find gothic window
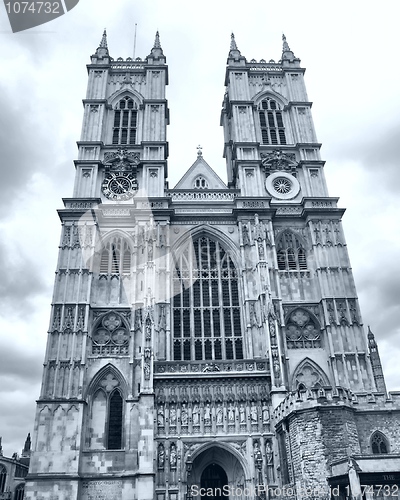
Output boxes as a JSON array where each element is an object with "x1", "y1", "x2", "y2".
[
  {"x1": 112, "y1": 96, "x2": 138, "y2": 145},
  {"x1": 258, "y1": 98, "x2": 286, "y2": 145},
  {"x1": 14, "y1": 484, "x2": 24, "y2": 500},
  {"x1": 292, "y1": 358, "x2": 329, "y2": 391},
  {"x1": 193, "y1": 176, "x2": 209, "y2": 189},
  {"x1": 371, "y1": 431, "x2": 389, "y2": 454},
  {"x1": 99, "y1": 238, "x2": 131, "y2": 276},
  {"x1": 107, "y1": 390, "x2": 123, "y2": 449},
  {"x1": 276, "y1": 231, "x2": 307, "y2": 271},
  {"x1": 88, "y1": 368, "x2": 126, "y2": 451},
  {"x1": 0, "y1": 465, "x2": 6, "y2": 493},
  {"x1": 92, "y1": 311, "x2": 129, "y2": 355},
  {"x1": 172, "y1": 236, "x2": 243, "y2": 361},
  {"x1": 286, "y1": 310, "x2": 321, "y2": 349}
]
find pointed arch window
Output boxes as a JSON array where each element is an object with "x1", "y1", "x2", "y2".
[
  {"x1": 371, "y1": 431, "x2": 389, "y2": 454},
  {"x1": 258, "y1": 98, "x2": 286, "y2": 145},
  {"x1": 172, "y1": 236, "x2": 243, "y2": 361},
  {"x1": 99, "y1": 238, "x2": 132, "y2": 276},
  {"x1": 276, "y1": 231, "x2": 307, "y2": 271},
  {"x1": 0, "y1": 465, "x2": 6, "y2": 493},
  {"x1": 112, "y1": 97, "x2": 138, "y2": 145},
  {"x1": 107, "y1": 390, "x2": 123, "y2": 449},
  {"x1": 14, "y1": 484, "x2": 24, "y2": 500},
  {"x1": 88, "y1": 369, "x2": 125, "y2": 451}
]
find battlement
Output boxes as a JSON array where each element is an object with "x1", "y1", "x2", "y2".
[{"x1": 273, "y1": 387, "x2": 400, "y2": 423}]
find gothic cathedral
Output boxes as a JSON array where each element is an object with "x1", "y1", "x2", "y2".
[{"x1": 25, "y1": 32, "x2": 400, "y2": 500}]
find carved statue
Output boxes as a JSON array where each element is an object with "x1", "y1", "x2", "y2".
[
  {"x1": 216, "y1": 404, "x2": 223, "y2": 425},
  {"x1": 251, "y1": 403, "x2": 258, "y2": 423},
  {"x1": 266, "y1": 440, "x2": 273, "y2": 465},
  {"x1": 204, "y1": 403, "x2": 211, "y2": 423},
  {"x1": 145, "y1": 317, "x2": 152, "y2": 340},
  {"x1": 239, "y1": 404, "x2": 246, "y2": 424},
  {"x1": 254, "y1": 440, "x2": 262, "y2": 462},
  {"x1": 192, "y1": 404, "x2": 200, "y2": 426},
  {"x1": 169, "y1": 406, "x2": 177, "y2": 426},
  {"x1": 158, "y1": 443, "x2": 165, "y2": 469},
  {"x1": 242, "y1": 224, "x2": 251, "y2": 246},
  {"x1": 262, "y1": 402, "x2": 269, "y2": 424},
  {"x1": 169, "y1": 443, "x2": 177, "y2": 468},
  {"x1": 228, "y1": 404, "x2": 235, "y2": 423},
  {"x1": 181, "y1": 403, "x2": 188, "y2": 426},
  {"x1": 157, "y1": 406, "x2": 165, "y2": 427},
  {"x1": 144, "y1": 362, "x2": 150, "y2": 380}
]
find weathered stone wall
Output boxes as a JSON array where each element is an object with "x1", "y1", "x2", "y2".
[
  {"x1": 355, "y1": 410, "x2": 400, "y2": 454},
  {"x1": 319, "y1": 406, "x2": 361, "y2": 462},
  {"x1": 286, "y1": 409, "x2": 330, "y2": 499}
]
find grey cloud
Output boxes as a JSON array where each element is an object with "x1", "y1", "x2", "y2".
[{"x1": 0, "y1": 240, "x2": 49, "y2": 314}]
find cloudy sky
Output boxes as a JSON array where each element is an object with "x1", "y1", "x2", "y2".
[{"x1": 0, "y1": 0, "x2": 399, "y2": 457}]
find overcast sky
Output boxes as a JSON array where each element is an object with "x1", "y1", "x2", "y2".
[{"x1": 0, "y1": 0, "x2": 399, "y2": 457}]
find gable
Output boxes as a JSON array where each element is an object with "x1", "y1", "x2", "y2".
[{"x1": 173, "y1": 157, "x2": 227, "y2": 190}]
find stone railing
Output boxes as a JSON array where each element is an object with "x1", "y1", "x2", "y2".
[
  {"x1": 167, "y1": 190, "x2": 237, "y2": 202},
  {"x1": 278, "y1": 270, "x2": 311, "y2": 279},
  {"x1": 154, "y1": 359, "x2": 270, "y2": 376},
  {"x1": 249, "y1": 64, "x2": 282, "y2": 72},
  {"x1": 110, "y1": 57, "x2": 146, "y2": 69},
  {"x1": 63, "y1": 198, "x2": 101, "y2": 210}
]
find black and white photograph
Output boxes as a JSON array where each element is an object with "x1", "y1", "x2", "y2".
[{"x1": 0, "y1": 1, "x2": 399, "y2": 499}]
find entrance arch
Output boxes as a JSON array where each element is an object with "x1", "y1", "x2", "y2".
[
  {"x1": 200, "y1": 464, "x2": 228, "y2": 499},
  {"x1": 188, "y1": 445, "x2": 248, "y2": 500}
]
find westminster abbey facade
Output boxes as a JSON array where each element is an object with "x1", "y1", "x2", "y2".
[{"x1": 25, "y1": 32, "x2": 400, "y2": 500}]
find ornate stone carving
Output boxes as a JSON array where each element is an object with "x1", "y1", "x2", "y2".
[
  {"x1": 103, "y1": 149, "x2": 140, "y2": 171},
  {"x1": 158, "y1": 443, "x2": 165, "y2": 469},
  {"x1": 261, "y1": 150, "x2": 298, "y2": 176},
  {"x1": 92, "y1": 311, "x2": 129, "y2": 355}
]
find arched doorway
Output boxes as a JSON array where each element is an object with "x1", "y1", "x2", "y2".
[
  {"x1": 200, "y1": 463, "x2": 228, "y2": 499},
  {"x1": 188, "y1": 445, "x2": 248, "y2": 500}
]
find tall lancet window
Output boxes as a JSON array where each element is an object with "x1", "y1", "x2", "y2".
[
  {"x1": 0, "y1": 465, "x2": 6, "y2": 493},
  {"x1": 276, "y1": 231, "x2": 307, "y2": 271},
  {"x1": 87, "y1": 367, "x2": 126, "y2": 451},
  {"x1": 112, "y1": 96, "x2": 138, "y2": 145},
  {"x1": 99, "y1": 238, "x2": 132, "y2": 276},
  {"x1": 258, "y1": 98, "x2": 286, "y2": 145},
  {"x1": 172, "y1": 236, "x2": 243, "y2": 361}
]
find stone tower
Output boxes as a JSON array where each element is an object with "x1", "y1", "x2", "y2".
[{"x1": 26, "y1": 32, "x2": 398, "y2": 500}]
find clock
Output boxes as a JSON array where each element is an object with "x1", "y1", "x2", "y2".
[{"x1": 102, "y1": 172, "x2": 138, "y2": 201}]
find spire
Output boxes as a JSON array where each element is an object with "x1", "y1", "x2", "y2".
[
  {"x1": 99, "y1": 28, "x2": 108, "y2": 49},
  {"x1": 154, "y1": 30, "x2": 161, "y2": 49},
  {"x1": 281, "y1": 33, "x2": 296, "y2": 62},
  {"x1": 0, "y1": 437, "x2": 2, "y2": 456},
  {"x1": 367, "y1": 325, "x2": 375, "y2": 341},
  {"x1": 23, "y1": 433, "x2": 31, "y2": 454},
  {"x1": 367, "y1": 326, "x2": 387, "y2": 394},
  {"x1": 94, "y1": 28, "x2": 109, "y2": 58},
  {"x1": 230, "y1": 33, "x2": 238, "y2": 51},
  {"x1": 228, "y1": 32, "x2": 242, "y2": 58},
  {"x1": 197, "y1": 145, "x2": 203, "y2": 157},
  {"x1": 282, "y1": 33, "x2": 291, "y2": 52},
  {"x1": 147, "y1": 30, "x2": 164, "y2": 61}
]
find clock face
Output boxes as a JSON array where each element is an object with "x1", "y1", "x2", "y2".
[{"x1": 102, "y1": 172, "x2": 138, "y2": 200}]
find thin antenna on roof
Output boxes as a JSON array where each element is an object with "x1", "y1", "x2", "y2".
[{"x1": 133, "y1": 23, "x2": 137, "y2": 59}]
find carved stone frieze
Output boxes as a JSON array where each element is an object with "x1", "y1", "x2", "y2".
[
  {"x1": 261, "y1": 150, "x2": 298, "y2": 176},
  {"x1": 103, "y1": 148, "x2": 140, "y2": 172}
]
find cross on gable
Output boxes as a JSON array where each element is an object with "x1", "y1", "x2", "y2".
[{"x1": 100, "y1": 373, "x2": 119, "y2": 392}]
